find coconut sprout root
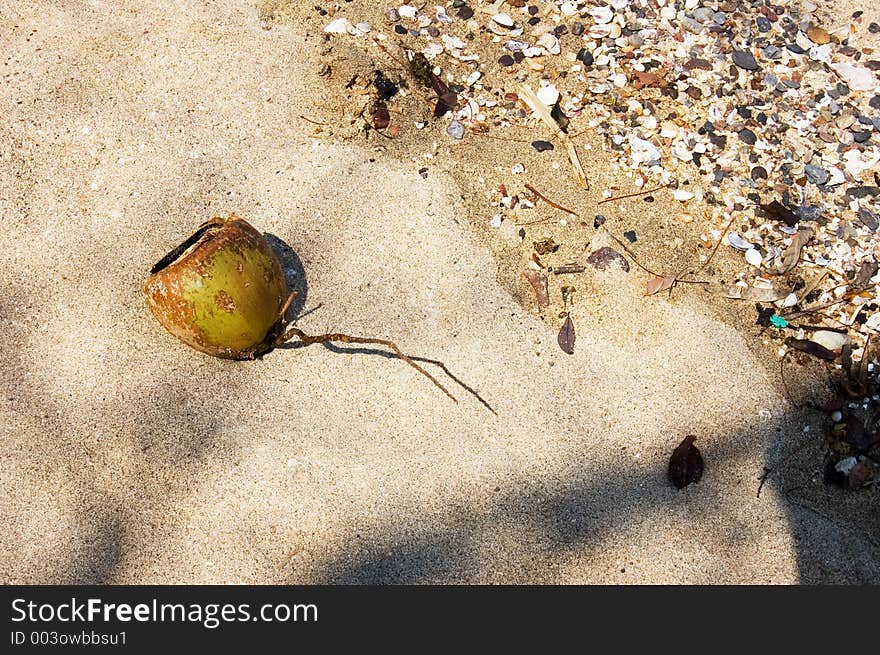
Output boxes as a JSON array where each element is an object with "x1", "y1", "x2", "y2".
[
  {"x1": 281, "y1": 326, "x2": 458, "y2": 403},
  {"x1": 271, "y1": 291, "x2": 460, "y2": 403}
]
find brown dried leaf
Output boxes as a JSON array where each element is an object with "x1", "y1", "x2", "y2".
[
  {"x1": 760, "y1": 200, "x2": 799, "y2": 227},
  {"x1": 631, "y1": 70, "x2": 669, "y2": 89},
  {"x1": 785, "y1": 337, "x2": 837, "y2": 361},
  {"x1": 523, "y1": 269, "x2": 549, "y2": 308},
  {"x1": 370, "y1": 101, "x2": 390, "y2": 129},
  {"x1": 558, "y1": 315, "x2": 575, "y2": 355},
  {"x1": 646, "y1": 275, "x2": 676, "y2": 295},
  {"x1": 775, "y1": 228, "x2": 813, "y2": 274},
  {"x1": 848, "y1": 461, "x2": 870, "y2": 490},
  {"x1": 668, "y1": 436, "x2": 704, "y2": 490}
]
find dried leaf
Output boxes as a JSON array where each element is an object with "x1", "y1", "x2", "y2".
[
  {"x1": 370, "y1": 101, "x2": 390, "y2": 129},
  {"x1": 848, "y1": 461, "x2": 871, "y2": 490},
  {"x1": 785, "y1": 337, "x2": 837, "y2": 361},
  {"x1": 434, "y1": 91, "x2": 458, "y2": 117},
  {"x1": 846, "y1": 419, "x2": 873, "y2": 453},
  {"x1": 557, "y1": 315, "x2": 575, "y2": 354},
  {"x1": 775, "y1": 228, "x2": 813, "y2": 274},
  {"x1": 759, "y1": 200, "x2": 799, "y2": 227},
  {"x1": 631, "y1": 70, "x2": 669, "y2": 89},
  {"x1": 534, "y1": 237, "x2": 559, "y2": 255},
  {"x1": 646, "y1": 275, "x2": 676, "y2": 296},
  {"x1": 854, "y1": 259, "x2": 879, "y2": 288},
  {"x1": 522, "y1": 269, "x2": 549, "y2": 308},
  {"x1": 668, "y1": 435, "x2": 704, "y2": 490}
]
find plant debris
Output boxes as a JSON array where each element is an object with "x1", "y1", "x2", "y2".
[
  {"x1": 668, "y1": 435, "x2": 704, "y2": 490},
  {"x1": 557, "y1": 315, "x2": 576, "y2": 355}
]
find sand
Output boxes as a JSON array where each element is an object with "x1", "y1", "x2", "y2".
[{"x1": 1, "y1": 0, "x2": 878, "y2": 584}]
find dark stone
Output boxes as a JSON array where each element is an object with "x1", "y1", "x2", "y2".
[
  {"x1": 870, "y1": 22, "x2": 880, "y2": 34},
  {"x1": 858, "y1": 207, "x2": 879, "y2": 231},
  {"x1": 593, "y1": 214, "x2": 606, "y2": 228},
  {"x1": 751, "y1": 166, "x2": 768, "y2": 180},
  {"x1": 498, "y1": 54, "x2": 515, "y2": 67},
  {"x1": 738, "y1": 128, "x2": 757, "y2": 145},
  {"x1": 709, "y1": 133, "x2": 727, "y2": 149},
  {"x1": 786, "y1": 43, "x2": 806, "y2": 55},
  {"x1": 456, "y1": 6, "x2": 474, "y2": 20},
  {"x1": 732, "y1": 49, "x2": 759, "y2": 70},
  {"x1": 795, "y1": 205, "x2": 824, "y2": 222},
  {"x1": 531, "y1": 140, "x2": 554, "y2": 152},
  {"x1": 394, "y1": 24, "x2": 407, "y2": 34},
  {"x1": 576, "y1": 48, "x2": 594, "y2": 66},
  {"x1": 846, "y1": 186, "x2": 880, "y2": 199},
  {"x1": 624, "y1": 230, "x2": 637, "y2": 243},
  {"x1": 572, "y1": 22, "x2": 585, "y2": 35},
  {"x1": 737, "y1": 105, "x2": 752, "y2": 118},
  {"x1": 852, "y1": 130, "x2": 871, "y2": 143},
  {"x1": 869, "y1": 95, "x2": 880, "y2": 110},
  {"x1": 427, "y1": 26, "x2": 440, "y2": 37},
  {"x1": 756, "y1": 16, "x2": 771, "y2": 32},
  {"x1": 804, "y1": 165, "x2": 829, "y2": 185}
]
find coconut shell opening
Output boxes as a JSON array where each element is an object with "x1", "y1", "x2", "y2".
[{"x1": 149, "y1": 218, "x2": 224, "y2": 275}]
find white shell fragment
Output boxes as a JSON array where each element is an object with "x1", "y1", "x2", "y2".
[
  {"x1": 324, "y1": 17, "x2": 351, "y2": 34},
  {"x1": 744, "y1": 248, "x2": 763, "y2": 267},
  {"x1": 536, "y1": 84, "x2": 560, "y2": 107},
  {"x1": 590, "y1": 6, "x2": 614, "y2": 24},
  {"x1": 727, "y1": 233, "x2": 753, "y2": 251},
  {"x1": 829, "y1": 63, "x2": 879, "y2": 92},
  {"x1": 810, "y1": 330, "x2": 847, "y2": 352},
  {"x1": 492, "y1": 13, "x2": 514, "y2": 28},
  {"x1": 628, "y1": 135, "x2": 661, "y2": 166}
]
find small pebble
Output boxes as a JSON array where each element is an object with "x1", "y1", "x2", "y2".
[
  {"x1": 804, "y1": 164, "x2": 829, "y2": 185},
  {"x1": 738, "y1": 128, "x2": 757, "y2": 145},
  {"x1": 446, "y1": 121, "x2": 464, "y2": 139},
  {"x1": 732, "y1": 49, "x2": 759, "y2": 71},
  {"x1": 499, "y1": 54, "x2": 515, "y2": 67},
  {"x1": 624, "y1": 230, "x2": 637, "y2": 243},
  {"x1": 576, "y1": 48, "x2": 594, "y2": 67},
  {"x1": 531, "y1": 140, "x2": 554, "y2": 152}
]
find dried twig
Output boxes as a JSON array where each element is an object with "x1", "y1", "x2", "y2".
[
  {"x1": 598, "y1": 183, "x2": 670, "y2": 205},
  {"x1": 691, "y1": 210, "x2": 736, "y2": 278},
  {"x1": 517, "y1": 84, "x2": 588, "y2": 189},
  {"x1": 299, "y1": 114, "x2": 330, "y2": 126},
  {"x1": 524, "y1": 183, "x2": 579, "y2": 217}
]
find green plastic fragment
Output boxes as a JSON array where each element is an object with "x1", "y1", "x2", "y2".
[{"x1": 770, "y1": 314, "x2": 788, "y2": 329}]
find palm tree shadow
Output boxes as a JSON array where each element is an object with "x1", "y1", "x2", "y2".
[{"x1": 296, "y1": 402, "x2": 880, "y2": 584}]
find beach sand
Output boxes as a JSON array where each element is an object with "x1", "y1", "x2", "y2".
[{"x1": 1, "y1": 0, "x2": 878, "y2": 583}]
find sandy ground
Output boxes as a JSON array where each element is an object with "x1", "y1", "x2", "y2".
[{"x1": 1, "y1": 0, "x2": 878, "y2": 583}]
